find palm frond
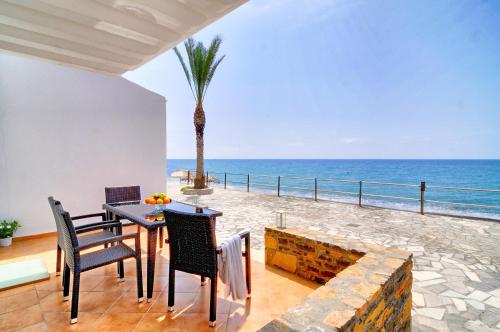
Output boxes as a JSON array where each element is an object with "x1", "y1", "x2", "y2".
[
  {"x1": 203, "y1": 55, "x2": 225, "y2": 102},
  {"x1": 173, "y1": 46, "x2": 195, "y2": 99},
  {"x1": 174, "y1": 35, "x2": 224, "y2": 105},
  {"x1": 193, "y1": 43, "x2": 206, "y2": 103},
  {"x1": 206, "y1": 35, "x2": 222, "y2": 71}
]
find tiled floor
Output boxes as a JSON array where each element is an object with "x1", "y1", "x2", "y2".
[{"x1": 0, "y1": 232, "x2": 318, "y2": 331}]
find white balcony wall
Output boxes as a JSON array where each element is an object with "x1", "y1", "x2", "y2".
[{"x1": 0, "y1": 53, "x2": 166, "y2": 237}]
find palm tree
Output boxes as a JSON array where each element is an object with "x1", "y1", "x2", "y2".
[{"x1": 174, "y1": 36, "x2": 225, "y2": 189}]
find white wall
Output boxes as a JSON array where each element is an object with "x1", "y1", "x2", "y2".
[{"x1": 0, "y1": 53, "x2": 166, "y2": 237}]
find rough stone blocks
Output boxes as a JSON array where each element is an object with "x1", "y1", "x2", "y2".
[{"x1": 260, "y1": 226, "x2": 413, "y2": 332}]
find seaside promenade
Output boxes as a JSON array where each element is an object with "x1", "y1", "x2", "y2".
[{"x1": 167, "y1": 178, "x2": 500, "y2": 331}]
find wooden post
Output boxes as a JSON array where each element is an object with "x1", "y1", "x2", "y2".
[
  {"x1": 247, "y1": 174, "x2": 250, "y2": 192},
  {"x1": 314, "y1": 178, "x2": 318, "y2": 201},
  {"x1": 420, "y1": 181, "x2": 426, "y2": 215},
  {"x1": 359, "y1": 181, "x2": 363, "y2": 207},
  {"x1": 187, "y1": 170, "x2": 190, "y2": 184},
  {"x1": 277, "y1": 176, "x2": 281, "y2": 197},
  {"x1": 224, "y1": 172, "x2": 227, "y2": 189},
  {"x1": 206, "y1": 171, "x2": 209, "y2": 187}
]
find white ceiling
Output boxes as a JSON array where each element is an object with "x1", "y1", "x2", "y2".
[{"x1": 0, "y1": 0, "x2": 247, "y2": 75}]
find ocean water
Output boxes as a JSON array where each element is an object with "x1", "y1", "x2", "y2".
[{"x1": 167, "y1": 159, "x2": 500, "y2": 220}]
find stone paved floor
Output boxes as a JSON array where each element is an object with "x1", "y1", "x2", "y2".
[{"x1": 168, "y1": 179, "x2": 500, "y2": 332}]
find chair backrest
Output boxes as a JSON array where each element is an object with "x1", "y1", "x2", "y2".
[
  {"x1": 105, "y1": 186, "x2": 141, "y2": 205},
  {"x1": 48, "y1": 196, "x2": 65, "y2": 247},
  {"x1": 163, "y1": 210, "x2": 218, "y2": 277},
  {"x1": 48, "y1": 197, "x2": 79, "y2": 270}
]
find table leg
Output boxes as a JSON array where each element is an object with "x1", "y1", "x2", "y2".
[
  {"x1": 146, "y1": 228, "x2": 158, "y2": 302},
  {"x1": 159, "y1": 227, "x2": 164, "y2": 249}
]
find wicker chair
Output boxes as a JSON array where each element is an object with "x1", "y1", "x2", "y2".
[
  {"x1": 105, "y1": 185, "x2": 166, "y2": 248},
  {"x1": 163, "y1": 210, "x2": 251, "y2": 327},
  {"x1": 48, "y1": 197, "x2": 122, "y2": 278},
  {"x1": 49, "y1": 196, "x2": 143, "y2": 324},
  {"x1": 104, "y1": 185, "x2": 142, "y2": 208}
]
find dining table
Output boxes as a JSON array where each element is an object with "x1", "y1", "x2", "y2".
[{"x1": 102, "y1": 201, "x2": 223, "y2": 302}]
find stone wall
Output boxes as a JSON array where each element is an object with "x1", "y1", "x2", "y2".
[
  {"x1": 265, "y1": 227, "x2": 364, "y2": 284},
  {"x1": 261, "y1": 226, "x2": 413, "y2": 332}
]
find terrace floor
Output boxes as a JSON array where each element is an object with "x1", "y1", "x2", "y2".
[
  {"x1": 168, "y1": 178, "x2": 500, "y2": 332},
  {"x1": 0, "y1": 232, "x2": 317, "y2": 331}
]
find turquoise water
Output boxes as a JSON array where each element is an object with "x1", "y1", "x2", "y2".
[{"x1": 167, "y1": 159, "x2": 500, "y2": 220}]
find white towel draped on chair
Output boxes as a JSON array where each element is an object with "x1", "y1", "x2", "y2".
[{"x1": 217, "y1": 234, "x2": 247, "y2": 300}]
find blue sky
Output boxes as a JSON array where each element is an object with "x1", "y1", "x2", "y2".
[{"x1": 124, "y1": 0, "x2": 500, "y2": 159}]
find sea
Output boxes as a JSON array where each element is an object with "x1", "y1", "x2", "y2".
[{"x1": 167, "y1": 159, "x2": 500, "y2": 220}]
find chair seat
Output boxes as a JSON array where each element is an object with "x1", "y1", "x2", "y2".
[
  {"x1": 78, "y1": 230, "x2": 116, "y2": 248},
  {"x1": 80, "y1": 243, "x2": 135, "y2": 272}
]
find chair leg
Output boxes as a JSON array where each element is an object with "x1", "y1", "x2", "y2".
[
  {"x1": 116, "y1": 223, "x2": 123, "y2": 278},
  {"x1": 56, "y1": 245, "x2": 62, "y2": 276},
  {"x1": 63, "y1": 264, "x2": 70, "y2": 300},
  {"x1": 167, "y1": 265, "x2": 175, "y2": 312},
  {"x1": 244, "y1": 234, "x2": 252, "y2": 296},
  {"x1": 135, "y1": 237, "x2": 144, "y2": 303},
  {"x1": 104, "y1": 228, "x2": 109, "y2": 249},
  {"x1": 70, "y1": 271, "x2": 80, "y2": 324},
  {"x1": 118, "y1": 260, "x2": 125, "y2": 281},
  {"x1": 209, "y1": 276, "x2": 217, "y2": 327}
]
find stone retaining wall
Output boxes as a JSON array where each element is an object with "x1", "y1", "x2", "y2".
[
  {"x1": 261, "y1": 226, "x2": 413, "y2": 332},
  {"x1": 265, "y1": 227, "x2": 364, "y2": 284}
]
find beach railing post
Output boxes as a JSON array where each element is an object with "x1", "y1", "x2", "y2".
[
  {"x1": 277, "y1": 176, "x2": 281, "y2": 197},
  {"x1": 420, "y1": 181, "x2": 426, "y2": 215},
  {"x1": 187, "y1": 170, "x2": 191, "y2": 184},
  {"x1": 247, "y1": 174, "x2": 250, "y2": 192},
  {"x1": 359, "y1": 181, "x2": 363, "y2": 207},
  {"x1": 224, "y1": 173, "x2": 227, "y2": 189},
  {"x1": 314, "y1": 178, "x2": 318, "y2": 201}
]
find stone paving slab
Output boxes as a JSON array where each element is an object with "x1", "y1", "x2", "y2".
[{"x1": 167, "y1": 179, "x2": 500, "y2": 331}]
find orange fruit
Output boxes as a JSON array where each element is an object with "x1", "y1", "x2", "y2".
[
  {"x1": 156, "y1": 199, "x2": 163, "y2": 204},
  {"x1": 150, "y1": 199, "x2": 156, "y2": 204}
]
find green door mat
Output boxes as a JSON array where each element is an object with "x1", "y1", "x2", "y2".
[{"x1": 0, "y1": 258, "x2": 50, "y2": 291}]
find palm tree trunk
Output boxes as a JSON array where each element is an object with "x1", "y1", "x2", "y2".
[{"x1": 194, "y1": 104, "x2": 206, "y2": 189}]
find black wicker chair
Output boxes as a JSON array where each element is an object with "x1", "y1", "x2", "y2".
[
  {"x1": 105, "y1": 185, "x2": 166, "y2": 248},
  {"x1": 104, "y1": 185, "x2": 142, "y2": 209},
  {"x1": 163, "y1": 210, "x2": 251, "y2": 327},
  {"x1": 49, "y1": 196, "x2": 143, "y2": 324},
  {"x1": 48, "y1": 197, "x2": 122, "y2": 278}
]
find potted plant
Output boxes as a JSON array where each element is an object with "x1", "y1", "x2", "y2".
[{"x1": 0, "y1": 219, "x2": 20, "y2": 247}]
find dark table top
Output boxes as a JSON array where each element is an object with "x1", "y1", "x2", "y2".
[{"x1": 102, "y1": 201, "x2": 223, "y2": 229}]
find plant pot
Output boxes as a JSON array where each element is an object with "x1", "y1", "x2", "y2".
[{"x1": 0, "y1": 237, "x2": 12, "y2": 247}]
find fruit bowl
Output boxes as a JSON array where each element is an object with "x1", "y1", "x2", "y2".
[
  {"x1": 145, "y1": 193, "x2": 172, "y2": 205},
  {"x1": 145, "y1": 193, "x2": 172, "y2": 211}
]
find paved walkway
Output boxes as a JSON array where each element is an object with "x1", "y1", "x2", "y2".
[{"x1": 168, "y1": 179, "x2": 500, "y2": 332}]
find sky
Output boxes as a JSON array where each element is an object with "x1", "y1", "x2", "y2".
[{"x1": 124, "y1": 0, "x2": 500, "y2": 159}]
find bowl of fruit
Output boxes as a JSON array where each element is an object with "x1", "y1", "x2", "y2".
[{"x1": 145, "y1": 193, "x2": 172, "y2": 211}]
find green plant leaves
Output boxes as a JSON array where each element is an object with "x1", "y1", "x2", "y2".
[
  {"x1": 174, "y1": 36, "x2": 225, "y2": 105},
  {"x1": 0, "y1": 219, "x2": 20, "y2": 238}
]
